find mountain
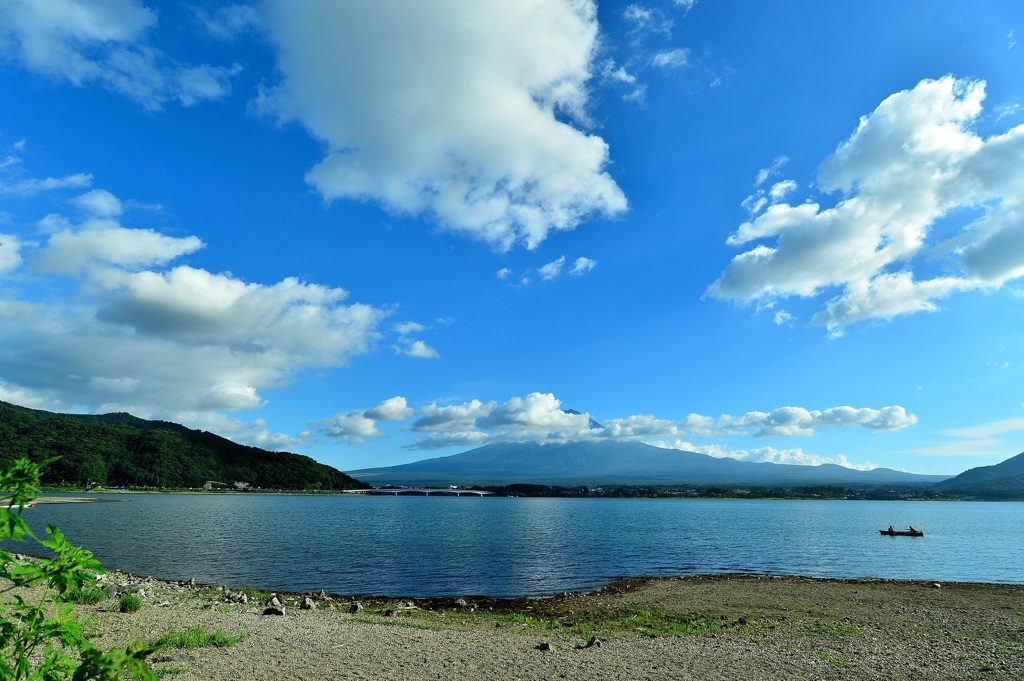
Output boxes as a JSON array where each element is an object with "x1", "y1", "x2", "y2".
[
  {"x1": 349, "y1": 440, "x2": 950, "y2": 488},
  {"x1": 934, "y1": 451, "x2": 1024, "y2": 498},
  {"x1": 0, "y1": 400, "x2": 369, "y2": 491}
]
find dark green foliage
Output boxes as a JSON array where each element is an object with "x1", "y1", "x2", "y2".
[
  {"x1": 1, "y1": 458, "x2": 156, "y2": 679},
  {"x1": 935, "y1": 451, "x2": 1024, "y2": 498},
  {"x1": 0, "y1": 401, "x2": 370, "y2": 491}
]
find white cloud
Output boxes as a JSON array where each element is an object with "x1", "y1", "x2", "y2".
[
  {"x1": 652, "y1": 48, "x2": 689, "y2": 69},
  {"x1": 0, "y1": 0, "x2": 240, "y2": 109},
  {"x1": 365, "y1": 396, "x2": 414, "y2": 422},
  {"x1": 393, "y1": 321, "x2": 426, "y2": 336},
  {"x1": 772, "y1": 310, "x2": 794, "y2": 326},
  {"x1": 0, "y1": 185, "x2": 389, "y2": 440},
  {"x1": 0, "y1": 149, "x2": 93, "y2": 196},
  {"x1": 538, "y1": 256, "x2": 566, "y2": 281},
  {"x1": 718, "y1": 405, "x2": 917, "y2": 437},
  {"x1": 256, "y1": 0, "x2": 627, "y2": 251},
  {"x1": 35, "y1": 225, "x2": 203, "y2": 274},
  {"x1": 570, "y1": 256, "x2": 597, "y2": 275},
  {"x1": 601, "y1": 414, "x2": 684, "y2": 439},
  {"x1": 310, "y1": 411, "x2": 382, "y2": 445},
  {"x1": 311, "y1": 396, "x2": 414, "y2": 445},
  {"x1": 653, "y1": 441, "x2": 876, "y2": 470},
  {"x1": 496, "y1": 267, "x2": 512, "y2": 280},
  {"x1": 393, "y1": 339, "x2": 440, "y2": 359},
  {"x1": 413, "y1": 399, "x2": 495, "y2": 432},
  {"x1": 73, "y1": 188, "x2": 122, "y2": 217},
  {"x1": 0, "y1": 234, "x2": 24, "y2": 274},
  {"x1": 768, "y1": 180, "x2": 797, "y2": 201},
  {"x1": 194, "y1": 4, "x2": 263, "y2": 41},
  {"x1": 754, "y1": 156, "x2": 788, "y2": 187},
  {"x1": 908, "y1": 417, "x2": 1024, "y2": 459},
  {"x1": 400, "y1": 392, "x2": 914, "y2": 454},
  {"x1": 709, "y1": 76, "x2": 1024, "y2": 334}
]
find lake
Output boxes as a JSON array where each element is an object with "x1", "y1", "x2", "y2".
[{"x1": 15, "y1": 494, "x2": 1024, "y2": 598}]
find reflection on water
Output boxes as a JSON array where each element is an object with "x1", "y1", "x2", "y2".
[{"x1": 16, "y1": 495, "x2": 1024, "y2": 597}]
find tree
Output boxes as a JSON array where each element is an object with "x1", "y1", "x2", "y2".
[{"x1": 0, "y1": 459, "x2": 155, "y2": 680}]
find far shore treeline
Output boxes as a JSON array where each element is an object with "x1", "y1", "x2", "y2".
[
  {"x1": 3, "y1": 399, "x2": 1024, "y2": 498},
  {"x1": 0, "y1": 400, "x2": 370, "y2": 491}
]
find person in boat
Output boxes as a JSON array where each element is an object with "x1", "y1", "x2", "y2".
[{"x1": 888, "y1": 525, "x2": 894, "y2": 533}]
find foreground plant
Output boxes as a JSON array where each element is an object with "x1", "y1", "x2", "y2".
[
  {"x1": 119, "y1": 594, "x2": 143, "y2": 614},
  {"x1": 153, "y1": 626, "x2": 242, "y2": 649},
  {"x1": 0, "y1": 458, "x2": 156, "y2": 680}
]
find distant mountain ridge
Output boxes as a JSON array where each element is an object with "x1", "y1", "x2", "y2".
[
  {"x1": 0, "y1": 400, "x2": 369, "y2": 490},
  {"x1": 934, "y1": 451, "x2": 1024, "y2": 498},
  {"x1": 349, "y1": 440, "x2": 951, "y2": 488}
]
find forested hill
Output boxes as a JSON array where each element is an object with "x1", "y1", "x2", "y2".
[{"x1": 0, "y1": 400, "x2": 369, "y2": 491}]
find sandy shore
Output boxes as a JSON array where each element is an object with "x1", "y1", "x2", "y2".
[{"x1": 7, "y1": 570, "x2": 1015, "y2": 680}]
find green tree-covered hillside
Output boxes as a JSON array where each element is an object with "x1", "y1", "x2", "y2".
[{"x1": 0, "y1": 401, "x2": 369, "y2": 490}]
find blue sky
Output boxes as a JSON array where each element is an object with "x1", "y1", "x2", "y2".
[{"x1": 1, "y1": 1, "x2": 1023, "y2": 477}]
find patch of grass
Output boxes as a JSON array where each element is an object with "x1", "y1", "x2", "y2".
[
  {"x1": 241, "y1": 584, "x2": 271, "y2": 601},
  {"x1": 979, "y1": 662, "x2": 997, "y2": 672},
  {"x1": 996, "y1": 645, "x2": 1023, "y2": 656},
  {"x1": 119, "y1": 593, "x2": 143, "y2": 613},
  {"x1": 460, "y1": 607, "x2": 739, "y2": 640},
  {"x1": 802, "y1": 618, "x2": 862, "y2": 637},
  {"x1": 58, "y1": 583, "x2": 107, "y2": 605},
  {"x1": 154, "y1": 626, "x2": 243, "y2": 649},
  {"x1": 820, "y1": 652, "x2": 857, "y2": 669},
  {"x1": 596, "y1": 609, "x2": 730, "y2": 638}
]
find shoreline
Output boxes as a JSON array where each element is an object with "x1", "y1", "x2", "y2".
[{"x1": 7, "y1": 560, "x2": 1024, "y2": 679}]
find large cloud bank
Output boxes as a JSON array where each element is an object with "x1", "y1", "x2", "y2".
[
  {"x1": 255, "y1": 0, "x2": 627, "y2": 250},
  {"x1": 708, "y1": 76, "x2": 1024, "y2": 336},
  {"x1": 316, "y1": 391, "x2": 914, "y2": 468},
  {"x1": 0, "y1": 156, "x2": 388, "y2": 446}
]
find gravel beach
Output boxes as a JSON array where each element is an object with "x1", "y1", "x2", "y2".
[{"x1": 13, "y1": 569, "x2": 1020, "y2": 680}]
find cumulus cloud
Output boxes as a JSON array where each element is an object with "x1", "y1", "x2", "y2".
[
  {"x1": 570, "y1": 256, "x2": 597, "y2": 275},
  {"x1": 393, "y1": 339, "x2": 440, "y2": 359},
  {"x1": 0, "y1": 234, "x2": 24, "y2": 274},
  {"x1": 311, "y1": 396, "x2": 413, "y2": 445},
  {"x1": 708, "y1": 76, "x2": 1024, "y2": 336},
  {"x1": 401, "y1": 392, "x2": 914, "y2": 453},
  {"x1": 255, "y1": 0, "x2": 627, "y2": 250},
  {"x1": 654, "y1": 441, "x2": 877, "y2": 470},
  {"x1": 718, "y1": 405, "x2": 917, "y2": 437},
  {"x1": 0, "y1": 180, "x2": 389, "y2": 442},
  {"x1": 0, "y1": 0, "x2": 240, "y2": 109},
  {"x1": 391, "y1": 320, "x2": 440, "y2": 359}
]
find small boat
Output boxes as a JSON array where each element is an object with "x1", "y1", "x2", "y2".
[{"x1": 880, "y1": 526, "x2": 923, "y2": 537}]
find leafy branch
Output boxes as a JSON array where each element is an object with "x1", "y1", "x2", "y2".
[{"x1": 0, "y1": 458, "x2": 156, "y2": 680}]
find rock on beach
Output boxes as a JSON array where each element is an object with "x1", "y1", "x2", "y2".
[{"x1": 6, "y1": 567, "x2": 1024, "y2": 680}]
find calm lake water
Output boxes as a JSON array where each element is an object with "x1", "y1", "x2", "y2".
[{"x1": 16, "y1": 494, "x2": 1024, "y2": 598}]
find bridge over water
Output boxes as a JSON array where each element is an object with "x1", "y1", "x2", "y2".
[{"x1": 366, "y1": 488, "x2": 494, "y2": 497}]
